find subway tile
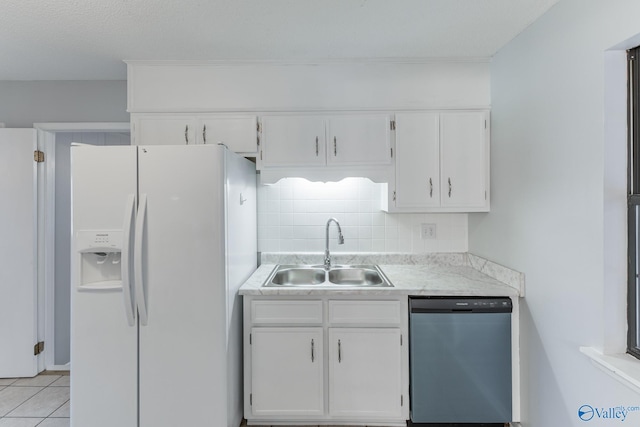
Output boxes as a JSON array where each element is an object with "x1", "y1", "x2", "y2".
[
  {"x1": 343, "y1": 200, "x2": 358, "y2": 213},
  {"x1": 358, "y1": 226, "x2": 372, "y2": 239},
  {"x1": 371, "y1": 226, "x2": 385, "y2": 239},
  {"x1": 280, "y1": 200, "x2": 293, "y2": 213}
]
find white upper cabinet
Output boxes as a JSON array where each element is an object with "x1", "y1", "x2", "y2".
[
  {"x1": 388, "y1": 110, "x2": 489, "y2": 212},
  {"x1": 440, "y1": 112, "x2": 487, "y2": 208},
  {"x1": 260, "y1": 116, "x2": 326, "y2": 167},
  {"x1": 132, "y1": 114, "x2": 258, "y2": 154},
  {"x1": 259, "y1": 113, "x2": 392, "y2": 169},
  {"x1": 394, "y1": 113, "x2": 440, "y2": 209},
  {"x1": 133, "y1": 115, "x2": 197, "y2": 146},
  {"x1": 199, "y1": 115, "x2": 258, "y2": 153},
  {"x1": 326, "y1": 114, "x2": 392, "y2": 166}
]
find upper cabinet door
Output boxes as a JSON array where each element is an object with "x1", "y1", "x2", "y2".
[
  {"x1": 199, "y1": 115, "x2": 258, "y2": 153},
  {"x1": 133, "y1": 115, "x2": 197, "y2": 145},
  {"x1": 326, "y1": 114, "x2": 392, "y2": 166},
  {"x1": 260, "y1": 116, "x2": 326, "y2": 167},
  {"x1": 395, "y1": 113, "x2": 440, "y2": 209},
  {"x1": 440, "y1": 112, "x2": 488, "y2": 208}
]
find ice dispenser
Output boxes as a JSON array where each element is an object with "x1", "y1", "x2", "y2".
[{"x1": 76, "y1": 230, "x2": 124, "y2": 291}]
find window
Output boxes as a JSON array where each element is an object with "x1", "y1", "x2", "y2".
[{"x1": 628, "y1": 46, "x2": 640, "y2": 359}]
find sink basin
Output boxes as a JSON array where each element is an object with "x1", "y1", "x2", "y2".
[
  {"x1": 264, "y1": 264, "x2": 393, "y2": 288},
  {"x1": 270, "y1": 267, "x2": 326, "y2": 286},
  {"x1": 328, "y1": 266, "x2": 385, "y2": 286}
]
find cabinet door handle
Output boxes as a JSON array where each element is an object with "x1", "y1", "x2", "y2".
[
  {"x1": 334, "y1": 137, "x2": 337, "y2": 156},
  {"x1": 185, "y1": 125, "x2": 189, "y2": 144},
  {"x1": 202, "y1": 125, "x2": 206, "y2": 144},
  {"x1": 338, "y1": 339, "x2": 342, "y2": 363},
  {"x1": 311, "y1": 339, "x2": 315, "y2": 362},
  {"x1": 448, "y1": 178, "x2": 452, "y2": 198},
  {"x1": 315, "y1": 137, "x2": 319, "y2": 156},
  {"x1": 429, "y1": 178, "x2": 433, "y2": 198}
]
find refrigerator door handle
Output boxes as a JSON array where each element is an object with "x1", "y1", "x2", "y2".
[
  {"x1": 135, "y1": 194, "x2": 149, "y2": 326},
  {"x1": 121, "y1": 194, "x2": 136, "y2": 326}
]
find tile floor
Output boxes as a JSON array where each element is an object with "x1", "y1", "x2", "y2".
[{"x1": 0, "y1": 373, "x2": 69, "y2": 427}]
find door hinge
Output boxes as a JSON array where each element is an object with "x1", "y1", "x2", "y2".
[
  {"x1": 34, "y1": 341, "x2": 44, "y2": 356},
  {"x1": 390, "y1": 120, "x2": 396, "y2": 131},
  {"x1": 401, "y1": 394, "x2": 404, "y2": 406},
  {"x1": 393, "y1": 191, "x2": 396, "y2": 202},
  {"x1": 34, "y1": 150, "x2": 45, "y2": 163},
  {"x1": 250, "y1": 393, "x2": 253, "y2": 405}
]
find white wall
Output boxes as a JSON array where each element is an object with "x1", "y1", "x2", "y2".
[
  {"x1": 468, "y1": 0, "x2": 640, "y2": 425},
  {"x1": 257, "y1": 178, "x2": 467, "y2": 253},
  {"x1": 0, "y1": 81, "x2": 128, "y2": 128}
]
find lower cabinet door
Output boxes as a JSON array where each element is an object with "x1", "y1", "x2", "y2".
[
  {"x1": 251, "y1": 327, "x2": 324, "y2": 417},
  {"x1": 328, "y1": 328, "x2": 403, "y2": 419}
]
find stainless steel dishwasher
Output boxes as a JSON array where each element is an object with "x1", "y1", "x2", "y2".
[{"x1": 409, "y1": 297, "x2": 512, "y2": 425}]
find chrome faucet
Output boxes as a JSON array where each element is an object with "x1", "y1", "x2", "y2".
[{"x1": 324, "y1": 218, "x2": 344, "y2": 270}]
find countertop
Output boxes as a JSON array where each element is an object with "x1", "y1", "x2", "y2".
[{"x1": 239, "y1": 253, "x2": 522, "y2": 297}]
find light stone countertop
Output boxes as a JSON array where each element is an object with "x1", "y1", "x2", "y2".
[{"x1": 239, "y1": 253, "x2": 523, "y2": 297}]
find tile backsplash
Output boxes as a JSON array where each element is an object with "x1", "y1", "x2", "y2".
[{"x1": 257, "y1": 177, "x2": 468, "y2": 253}]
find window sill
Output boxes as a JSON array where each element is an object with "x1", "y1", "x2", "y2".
[{"x1": 580, "y1": 346, "x2": 640, "y2": 394}]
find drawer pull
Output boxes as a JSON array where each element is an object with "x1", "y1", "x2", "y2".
[
  {"x1": 338, "y1": 339, "x2": 342, "y2": 363},
  {"x1": 311, "y1": 338, "x2": 315, "y2": 362}
]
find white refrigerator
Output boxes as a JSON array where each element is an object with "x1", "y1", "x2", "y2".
[{"x1": 70, "y1": 144, "x2": 256, "y2": 427}]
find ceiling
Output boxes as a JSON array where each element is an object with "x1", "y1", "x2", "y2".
[{"x1": 0, "y1": 0, "x2": 558, "y2": 81}]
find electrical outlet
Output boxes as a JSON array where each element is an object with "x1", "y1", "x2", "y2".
[{"x1": 421, "y1": 223, "x2": 437, "y2": 239}]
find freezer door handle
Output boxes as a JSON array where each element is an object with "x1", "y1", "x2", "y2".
[
  {"x1": 121, "y1": 194, "x2": 136, "y2": 326},
  {"x1": 135, "y1": 194, "x2": 149, "y2": 326}
]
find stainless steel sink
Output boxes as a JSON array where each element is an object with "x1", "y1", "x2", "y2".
[{"x1": 264, "y1": 264, "x2": 393, "y2": 288}]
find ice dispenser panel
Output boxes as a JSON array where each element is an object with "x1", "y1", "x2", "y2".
[{"x1": 76, "y1": 230, "x2": 124, "y2": 291}]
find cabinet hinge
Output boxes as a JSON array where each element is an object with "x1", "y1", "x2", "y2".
[
  {"x1": 34, "y1": 341, "x2": 44, "y2": 356},
  {"x1": 390, "y1": 120, "x2": 396, "y2": 131},
  {"x1": 401, "y1": 394, "x2": 404, "y2": 406},
  {"x1": 250, "y1": 393, "x2": 253, "y2": 405},
  {"x1": 393, "y1": 191, "x2": 396, "y2": 202},
  {"x1": 34, "y1": 150, "x2": 45, "y2": 163}
]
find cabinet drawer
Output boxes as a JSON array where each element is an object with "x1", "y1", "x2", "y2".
[
  {"x1": 251, "y1": 300, "x2": 323, "y2": 324},
  {"x1": 328, "y1": 300, "x2": 402, "y2": 325}
]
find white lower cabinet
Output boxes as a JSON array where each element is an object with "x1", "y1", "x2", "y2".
[
  {"x1": 328, "y1": 328, "x2": 403, "y2": 419},
  {"x1": 251, "y1": 328, "x2": 324, "y2": 417},
  {"x1": 244, "y1": 297, "x2": 409, "y2": 426}
]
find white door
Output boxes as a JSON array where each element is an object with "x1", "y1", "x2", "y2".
[
  {"x1": 328, "y1": 328, "x2": 403, "y2": 420},
  {"x1": 260, "y1": 115, "x2": 326, "y2": 167},
  {"x1": 251, "y1": 327, "x2": 324, "y2": 418},
  {"x1": 0, "y1": 129, "x2": 39, "y2": 378},
  {"x1": 395, "y1": 113, "x2": 440, "y2": 209},
  {"x1": 70, "y1": 145, "x2": 138, "y2": 427},
  {"x1": 200, "y1": 115, "x2": 258, "y2": 153},
  {"x1": 440, "y1": 112, "x2": 488, "y2": 208},
  {"x1": 133, "y1": 115, "x2": 197, "y2": 145},
  {"x1": 137, "y1": 145, "x2": 228, "y2": 427},
  {"x1": 326, "y1": 114, "x2": 392, "y2": 166}
]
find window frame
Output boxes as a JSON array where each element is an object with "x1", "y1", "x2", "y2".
[{"x1": 628, "y1": 46, "x2": 640, "y2": 359}]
